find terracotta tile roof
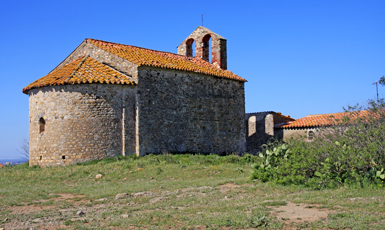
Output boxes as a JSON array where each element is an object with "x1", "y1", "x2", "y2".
[
  {"x1": 276, "y1": 110, "x2": 375, "y2": 128},
  {"x1": 86, "y1": 38, "x2": 246, "y2": 82},
  {"x1": 23, "y1": 56, "x2": 135, "y2": 94}
]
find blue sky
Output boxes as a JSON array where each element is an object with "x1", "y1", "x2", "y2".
[{"x1": 0, "y1": 0, "x2": 384, "y2": 159}]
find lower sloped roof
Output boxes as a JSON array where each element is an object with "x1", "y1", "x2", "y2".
[
  {"x1": 23, "y1": 56, "x2": 135, "y2": 94},
  {"x1": 276, "y1": 110, "x2": 376, "y2": 128}
]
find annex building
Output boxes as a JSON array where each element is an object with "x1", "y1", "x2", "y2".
[{"x1": 245, "y1": 109, "x2": 376, "y2": 152}]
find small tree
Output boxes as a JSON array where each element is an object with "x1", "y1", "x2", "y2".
[
  {"x1": 17, "y1": 138, "x2": 29, "y2": 160},
  {"x1": 379, "y1": 75, "x2": 385, "y2": 86}
]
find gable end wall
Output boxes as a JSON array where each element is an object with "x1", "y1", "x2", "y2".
[{"x1": 53, "y1": 42, "x2": 139, "y2": 82}]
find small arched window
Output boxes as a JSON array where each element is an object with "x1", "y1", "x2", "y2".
[
  {"x1": 186, "y1": 38, "x2": 195, "y2": 57},
  {"x1": 202, "y1": 34, "x2": 212, "y2": 62},
  {"x1": 39, "y1": 117, "x2": 45, "y2": 133}
]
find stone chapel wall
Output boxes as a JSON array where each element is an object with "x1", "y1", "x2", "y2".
[
  {"x1": 136, "y1": 66, "x2": 246, "y2": 155},
  {"x1": 28, "y1": 84, "x2": 136, "y2": 167}
]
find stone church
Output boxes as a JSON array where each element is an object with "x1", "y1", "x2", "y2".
[{"x1": 23, "y1": 26, "x2": 247, "y2": 167}]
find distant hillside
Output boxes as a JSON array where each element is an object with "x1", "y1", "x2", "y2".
[{"x1": 0, "y1": 159, "x2": 27, "y2": 166}]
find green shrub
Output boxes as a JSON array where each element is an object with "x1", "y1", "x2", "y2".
[{"x1": 251, "y1": 101, "x2": 385, "y2": 189}]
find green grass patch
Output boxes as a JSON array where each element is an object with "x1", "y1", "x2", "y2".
[
  {"x1": 0, "y1": 153, "x2": 384, "y2": 229},
  {"x1": 262, "y1": 201, "x2": 287, "y2": 206}
]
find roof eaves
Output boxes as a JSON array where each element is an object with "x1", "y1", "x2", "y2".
[{"x1": 23, "y1": 56, "x2": 136, "y2": 94}]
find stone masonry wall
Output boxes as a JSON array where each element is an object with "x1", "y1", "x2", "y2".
[
  {"x1": 246, "y1": 112, "x2": 295, "y2": 152},
  {"x1": 280, "y1": 128, "x2": 317, "y2": 142},
  {"x1": 245, "y1": 112, "x2": 274, "y2": 153},
  {"x1": 28, "y1": 84, "x2": 136, "y2": 167},
  {"x1": 136, "y1": 66, "x2": 245, "y2": 155}
]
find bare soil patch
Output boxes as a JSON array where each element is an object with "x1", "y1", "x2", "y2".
[
  {"x1": 9, "y1": 205, "x2": 55, "y2": 215},
  {"x1": 50, "y1": 193, "x2": 85, "y2": 200},
  {"x1": 50, "y1": 193, "x2": 89, "y2": 206},
  {"x1": 8, "y1": 194, "x2": 86, "y2": 215},
  {"x1": 270, "y1": 202, "x2": 332, "y2": 224},
  {"x1": 218, "y1": 182, "x2": 241, "y2": 193}
]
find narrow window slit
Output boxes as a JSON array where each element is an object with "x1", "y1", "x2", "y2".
[{"x1": 39, "y1": 117, "x2": 45, "y2": 133}]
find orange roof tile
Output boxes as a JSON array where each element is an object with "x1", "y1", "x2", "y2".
[
  {"x1": 276, "y1": 110, "x2": 376, "y2": 128},
  {"x1": 86, "y1": 38, "x2": 246, "y2": 82},
  {"x1": 23, "y1": 56, "x2": 135, "y2": 94}
]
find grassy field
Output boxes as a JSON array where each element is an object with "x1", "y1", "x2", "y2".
[{"x1": 0, "y1": 154, "x2": 384, "y2": 229}]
